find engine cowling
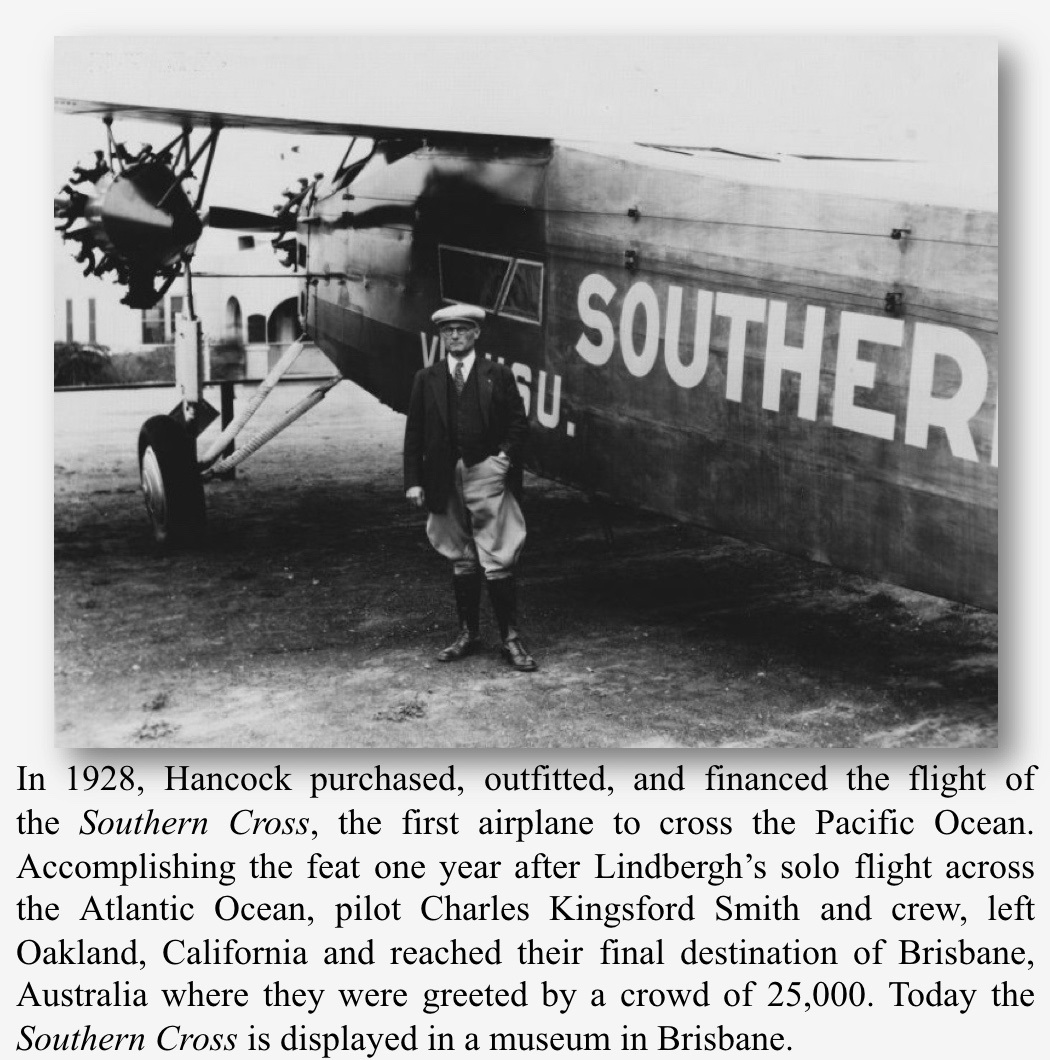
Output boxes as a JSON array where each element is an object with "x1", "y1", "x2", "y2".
[
  {"x1": 101, "y1": 162, "x2": 203, "y2": 270},
  {"x1": 56, "y1": 143, "x2": 305, "y2": 308},
  {"x1": 56, "y1": 158, "x2": 202, "y2": 309}
]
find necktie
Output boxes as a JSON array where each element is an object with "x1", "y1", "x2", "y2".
[{"x1": 454, "y1": 360, "x2": 465, "y2": 395}]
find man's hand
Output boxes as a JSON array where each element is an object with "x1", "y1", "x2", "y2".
[{"x1": 406, "y1": 486, "x2": 425, "y2": 509}]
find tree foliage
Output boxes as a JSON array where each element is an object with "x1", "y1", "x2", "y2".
[{"x1": 53, "y1": 342, "x2": 117, "y2": 386}]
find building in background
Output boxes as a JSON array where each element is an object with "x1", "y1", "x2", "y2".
[{"x1": 55, "y1": 226, "x2": 331, "y2": 380}]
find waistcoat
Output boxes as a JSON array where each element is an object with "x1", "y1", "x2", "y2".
[{"x1": 448, "y1": 363, "x2": 488, "y2": 467}]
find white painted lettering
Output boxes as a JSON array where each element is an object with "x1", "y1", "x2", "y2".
[
  {"x1": 905, "y1": 323, "x2": 989, "y2": 462},
  {"x1": 832, "y1": 311, "x2": 902, "y2": 441},
  {"x1": 537, "y1": 371, "x2": 562, "y2": 429},
  {"x1": 715, "y1": 293, "x2": 767, "y2": 402},
  {"x1": 762, "y1": 301, "x2": 826, "y2": 420},
  {"x1": 420, "y1": 332, "x2": 441, "y2": 367},
  {"x1": 575, "y1": 273, "x2": 617, "y2": 366},
  {"x1": 665, "y1": 287, "x2": 713, "y2": 389},
  {"x1": 512, "y1": 363, "x2": 533, "y2": 417},
  {"x1": 570, "y1": 273, "x2": 996, "y2": 465},
  {"x1": 619, "y1": 282, "x2": 661, "y2": 378}
]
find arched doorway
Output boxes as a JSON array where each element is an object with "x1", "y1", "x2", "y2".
[
  {"x1": 225, "y1": 297, "x2": 243, "y2": 341},
  {"x1": 266, "y1": 296, "x2": 328, "y2": 374},
  {"x1": 268, "y1": 298, "x2": 299, "y2": 346},
  {"x1": 211, "y1": 296, "x2": 246, "y2": 379}
]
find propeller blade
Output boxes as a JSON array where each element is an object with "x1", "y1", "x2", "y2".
[{"x1": 204, "y1": 206, "x2": 282, "y2": 232}]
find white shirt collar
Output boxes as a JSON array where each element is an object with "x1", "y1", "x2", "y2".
[{"x1": 447, "y1": 350, "x2": 475, "y2": 380}]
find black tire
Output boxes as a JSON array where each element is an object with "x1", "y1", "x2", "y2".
[{"x1": 137, "y1": 415, "x2": 206, "y2": 547}]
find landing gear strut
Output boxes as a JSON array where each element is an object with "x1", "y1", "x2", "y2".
[{"x1": 135, "y1": 314, "x2": 341, "y2": 547}]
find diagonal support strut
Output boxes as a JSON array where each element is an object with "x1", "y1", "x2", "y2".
[
  {"x1": 197, "y1": 336, "x2": 307, "y2": 466},
  {"x1": 201, "y1": 376, "x2": 343, "y2": 481}
]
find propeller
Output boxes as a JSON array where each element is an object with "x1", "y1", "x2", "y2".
[
  {"x1": 203, "y1": 206, "x2": 283, "y2": 232},
  {"x1": 57, "y1": 133, "x2": 311, "y2": 306}
]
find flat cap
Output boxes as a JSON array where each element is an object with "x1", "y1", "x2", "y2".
[{"x1": 431, "y1": 303, "x2": 486, "y2": 328}]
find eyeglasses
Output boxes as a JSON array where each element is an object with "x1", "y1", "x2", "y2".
[{"x1": 440, "y1": 325, "x2": 477, "y2": 335}]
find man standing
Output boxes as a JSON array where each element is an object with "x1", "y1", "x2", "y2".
[{"x1": 404, "y1": 304, "x2": 537, "y2": 672}]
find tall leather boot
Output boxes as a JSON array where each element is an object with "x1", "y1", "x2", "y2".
[
  {"x1": 486, "y1": 575, "x2": 537, "y2": 672},
  {"x1": 436, "y1": 572, "x2": 481, "y2": 662}
]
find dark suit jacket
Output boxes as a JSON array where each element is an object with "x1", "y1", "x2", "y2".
[{"x1": 404, "y1": 356, "x2": 529, "y2": 514}]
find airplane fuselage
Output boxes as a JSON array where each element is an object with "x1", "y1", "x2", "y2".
[{"x1": 302, "y1": 138, "x2": 998, "y2": 610}]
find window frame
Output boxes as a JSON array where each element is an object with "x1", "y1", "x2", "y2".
[
  {"x1": 438, "y1": 244, "x2": 513, "y2": 314},
  {"x1": 141, "y1": 305, "x2": 166, "y2": 346},
  {"x1": 168, "y1": 296, "x2": 184, "y2": 342},
  {"x1": 437, "y1": 244, "x2": 545, "y2": 327},
  {"x1": 498, "y1": 258, "x2": 545, "y2": 326},
  {"x1": 247, "y1": 313, "x2": 267, "y2": 345}
]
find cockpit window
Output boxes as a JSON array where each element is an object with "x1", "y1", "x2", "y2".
[{"x1": 438, "y1": 245, "x2": 544, "y2": 325}]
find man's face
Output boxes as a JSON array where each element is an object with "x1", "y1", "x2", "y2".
[{"x1": 440, "y1": 322, "x2": 479, "y2": 358}]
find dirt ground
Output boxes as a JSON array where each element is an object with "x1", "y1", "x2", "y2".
[{"x1": 54, "y1": 381, "x2": 998, "y2": 748}]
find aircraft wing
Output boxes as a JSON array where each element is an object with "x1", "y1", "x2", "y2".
[
  {"x1": 54, "y1": 97, "x2": 550, "y2": 147},
  {"x1": 58, "y1": 99, "x2": 915, "y2": 165}
]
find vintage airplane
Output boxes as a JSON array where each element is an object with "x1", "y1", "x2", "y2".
[{"x1": 54, "y1": 98, "x2": 998, "y2": 611}]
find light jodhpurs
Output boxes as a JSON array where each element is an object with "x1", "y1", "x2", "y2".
[{"x1": 426, "y1": 455, "x2": 525, "y2": 578}]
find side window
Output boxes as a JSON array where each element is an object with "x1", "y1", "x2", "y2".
[
  {"x1": 168, "y1": 296, "x2": 183, "y2": 341},
  {"x1": 439, "y1": 246, "x2": 512, "y2": 312},
  {"x1": 438, "y1": 245, "x2": 544, "y2": 325},
  {"x1": 247, "y1": 314, "x2": 267, "y2": 344},
  {"x1": 500, "y1": 260, "x2": 543, "y2": 324},
  {"x1": 141, "y1": 306, "x2": 165, "y2": 345}
]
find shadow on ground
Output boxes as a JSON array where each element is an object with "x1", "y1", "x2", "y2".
[{"x1": 54, "y1": 385, "x2": 997, "y2": 748}]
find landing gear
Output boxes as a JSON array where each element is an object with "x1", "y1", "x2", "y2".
[
  {"x1": 136, "y1": 331, "x2": 339, "y2": 548},
  {"x1": 136, "y1": 296, "x2": 209, "y2": 550},
  {"x1": 137, "y1": 416, "x2": 206, "y2": 548}
]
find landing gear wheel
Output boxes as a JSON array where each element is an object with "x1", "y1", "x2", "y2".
[{"x1": 137, "y1": 415, "x2": 206, "y2": 548}]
